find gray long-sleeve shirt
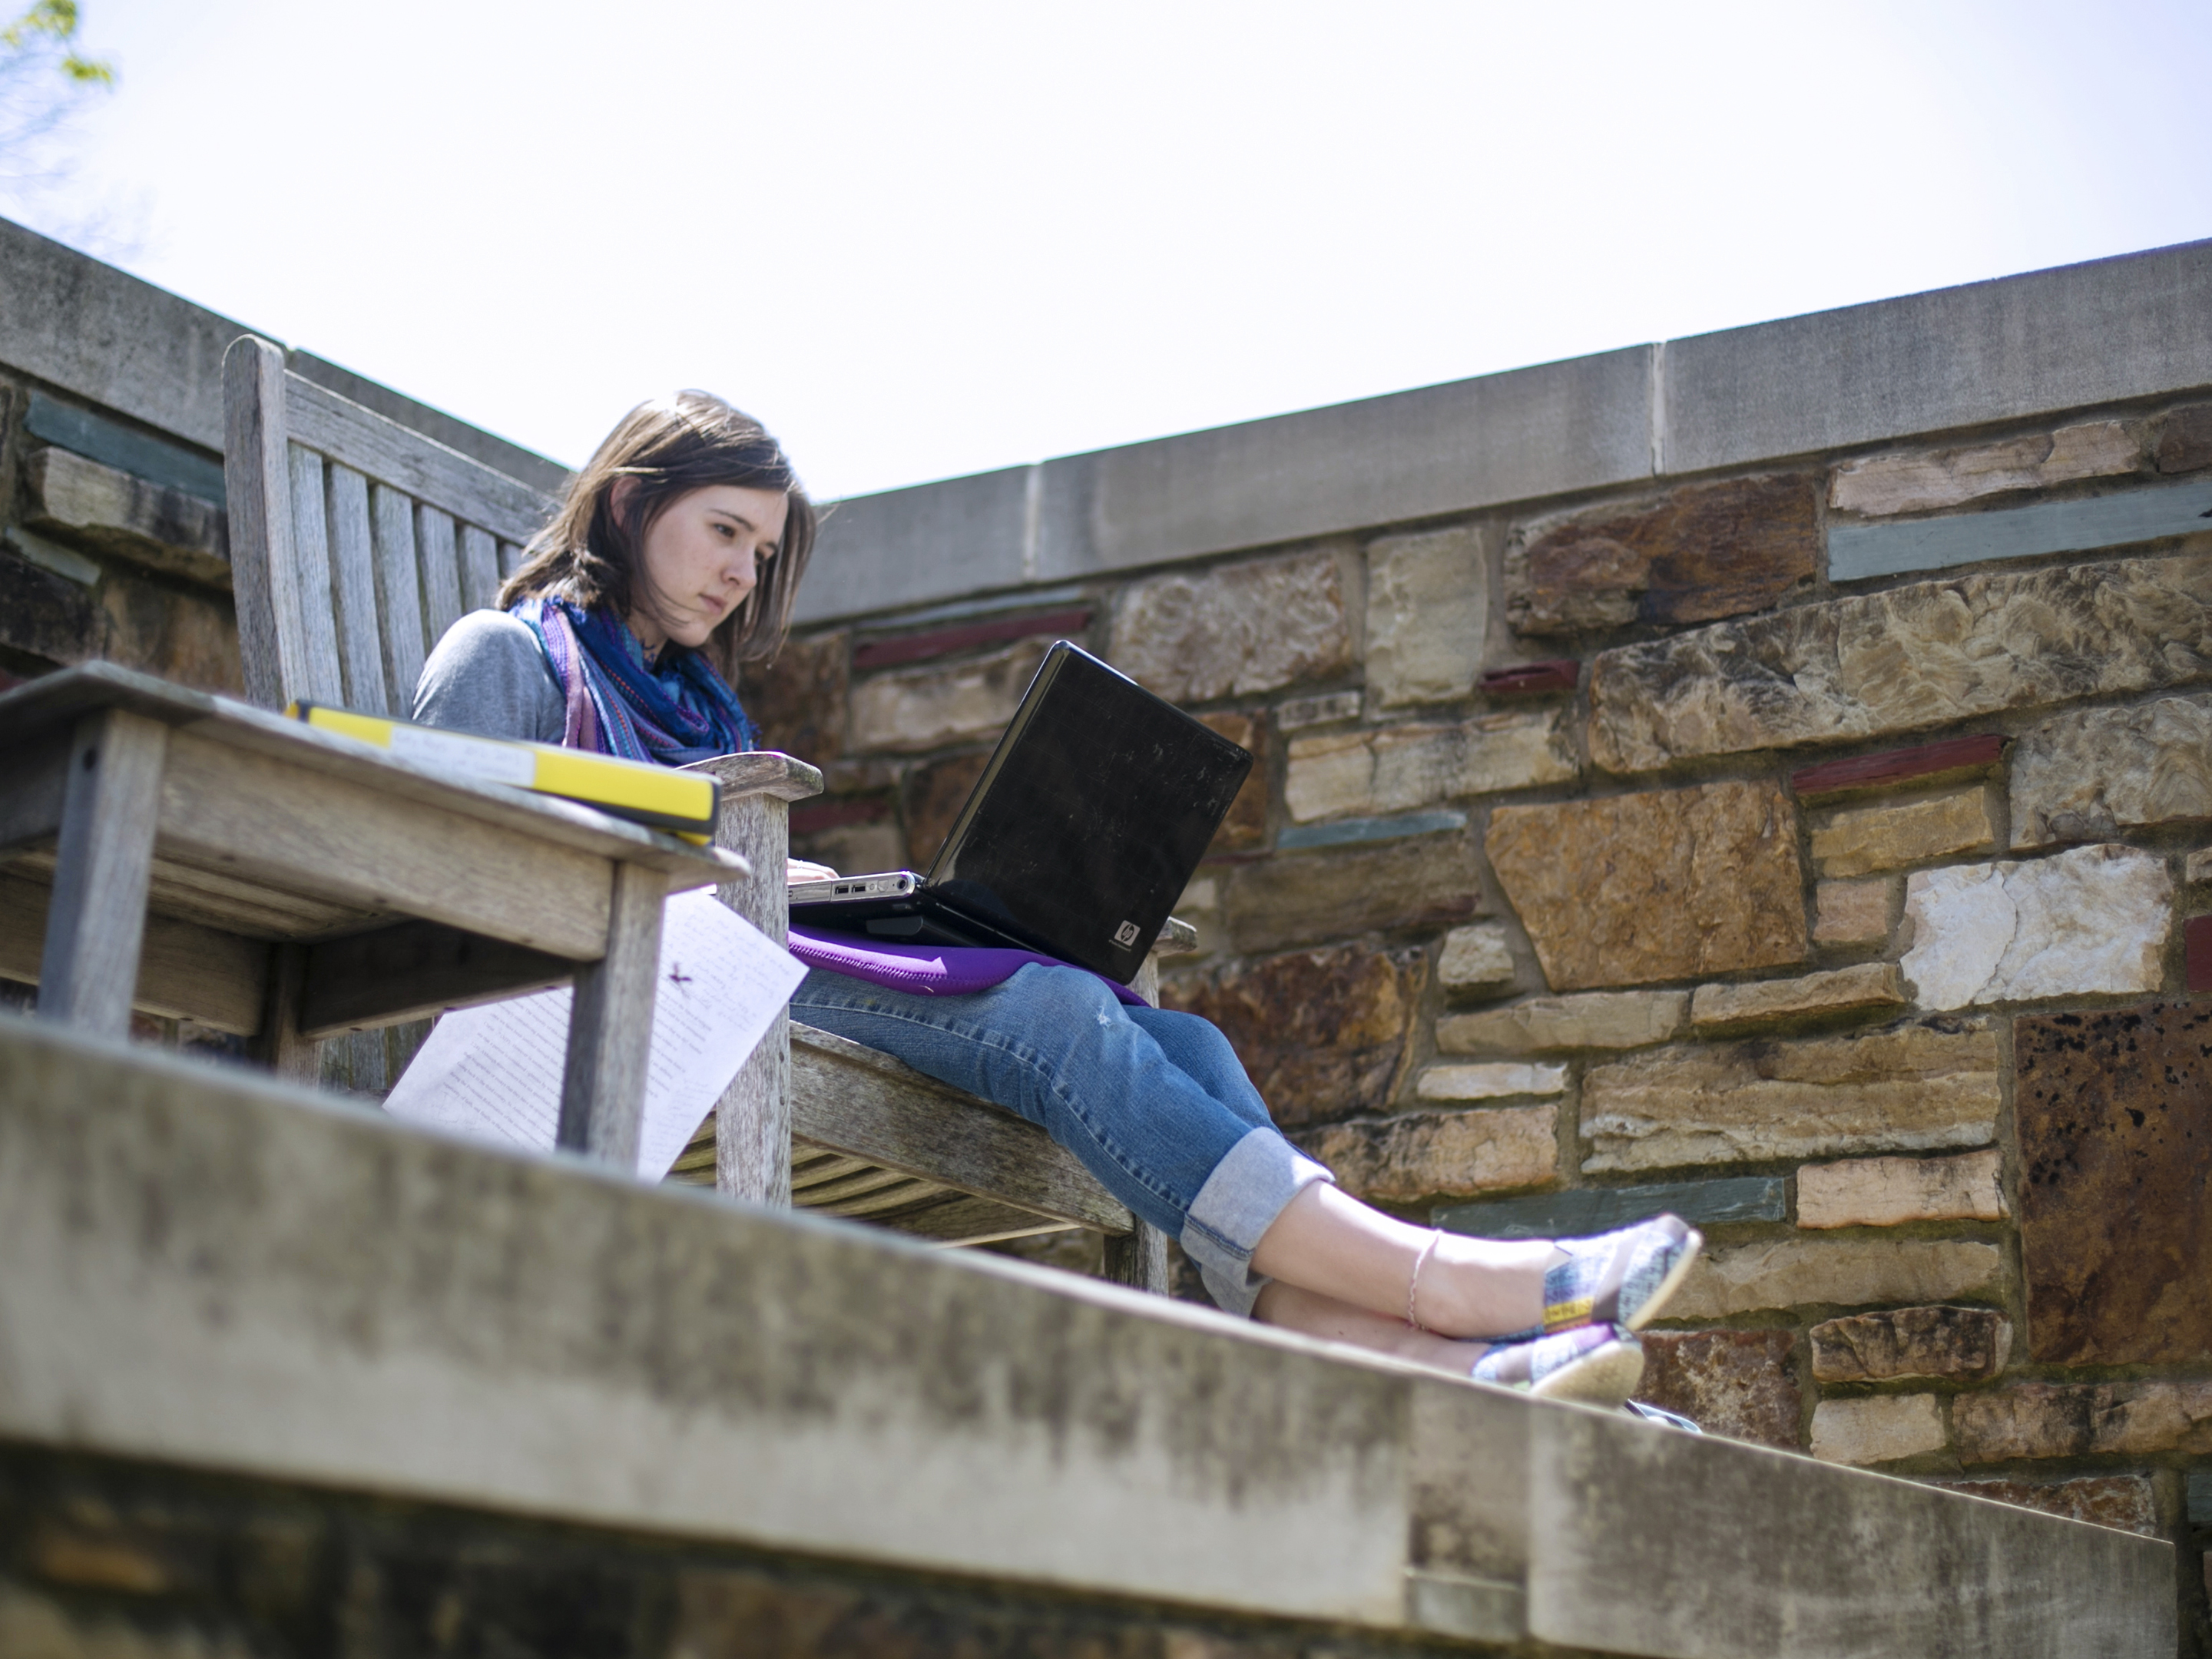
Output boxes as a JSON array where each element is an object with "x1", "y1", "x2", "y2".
[{"x1": 410, "y1": 611, "x2": 565, "y2": 744}]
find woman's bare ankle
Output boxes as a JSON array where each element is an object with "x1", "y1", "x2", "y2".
[
  {"x1": 1414, "y1": 1237, "x2": 1564, "y2": 1339},
  {"x1": 1249, "y1": 1184, "x2": 1568, "y2": 1339}
]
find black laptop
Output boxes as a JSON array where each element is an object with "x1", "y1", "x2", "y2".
[{"x1": 787, "y1": 641, "x2": 1251, "y2": 985}]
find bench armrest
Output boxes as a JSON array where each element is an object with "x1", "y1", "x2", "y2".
[
  {"x1": 683, "y1": 750, "x2": 824, "y2": 803},
  {"x1": 1153, "y1": 916, "x2": 1200, "y2": 956}
]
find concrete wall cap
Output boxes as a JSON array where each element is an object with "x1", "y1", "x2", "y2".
[{"x1": 806, "y1": 238, "x2": 2212, "y2": 624}]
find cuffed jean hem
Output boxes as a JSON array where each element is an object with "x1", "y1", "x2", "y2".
[
  {"x1": 787, "y1": 962, "x2": 1333, "y2": 1318},
  {"x1": 1180, "y1": 1125, "x2": 1337, "y2": 1318}
]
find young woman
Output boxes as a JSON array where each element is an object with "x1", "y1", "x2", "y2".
[{"x1": 412, "y1": 391, "x2": 1702, "y2": 1405}]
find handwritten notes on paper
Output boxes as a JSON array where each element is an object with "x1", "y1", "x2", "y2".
[{"x1": 382, "y1": 889, "x2": 807, "y2": 1180}]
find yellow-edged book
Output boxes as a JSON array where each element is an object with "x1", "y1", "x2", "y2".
[{"x1": 290, "y1": 704, "x2": 717, "y2": 840}]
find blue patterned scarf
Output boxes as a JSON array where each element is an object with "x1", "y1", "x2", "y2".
[{"x1": 512, "y1": 595, "x2": 757, "y2": 763}]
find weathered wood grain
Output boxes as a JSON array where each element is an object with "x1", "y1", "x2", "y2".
[
  {"x1": 790, "y1": 1147, "x2": 872, "y2": 1182},
  {"x1": 253, "y1": 941, "x2": 318, "y2": 1084},
  {"x1": 415, "y1": 504, "x2": 464, "y2": 651},
  {"x1": 892, "y1": 1196, "x2": 1080, "y2": 1247},
  {"x1": 790, "y1": 1024, "x2": 1132, "y2": 1233},
  {"x1": 370, "y1": 482, "x2": 428, "y2": 714},
  {"x1": 37, "y1": 710, "x2": 168, "y2": 1037},
  {"x1": 801, "y1": 1171, "x2": 949, "y2": 1217},
  {"x1": 222, "y1": 336, "x2": 301, "y2": 710},
  {"x1": 283, "y1": 373, "x2": 557, "y2": 547},
  {"x1": 1131, "y1": 955, "x2": 1159, "y2": 1007},
  {"x1": 284, "y1": 444, "x2": 346, "y2": 708},
  {"x1": 1115, "y1": 940, "x2": 1175, "y2": 1291},
  {"x1": 1103, "y1": 1226, "x2": 1171, "y2": 1293},
  {"x1": 697, "y1": 766, "x2": 801, "y2": 1205},
  {"x1": 298, "y1": 919, "x2": 573, "y2": 1038},
  {"x1": 323, "y1": 463, "x2": 390, "y2": 715},
  {"x1": 688, "y1": 750, "x2": 826, "y2": 804},
  {"x1": 12, "y1": 843, "x2": 381, "y2": 940},
  {"x1": 557, "y1": 861, "x2": 664, "y2": 1167},
  {"x1": 141, "y1": 856, "x2": 374, "y2": 938},
  {"x1": 329, "y1": 1030, "x2": 389, "y2": 1094},
  {"x1": 458, "y1": 523, "x2": 501, "y2": 614},
  {"x1": 685, "y1": 748, "x2": 823, "y2": 1208},
  {"x1": 155, "y1": 727, "x2": 617, "y2": 960},
  {"x1": 0, "y1": 870, "x2": 267, "y2": 1035}
]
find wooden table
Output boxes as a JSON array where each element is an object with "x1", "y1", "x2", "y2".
[{"x1": 0, "y1": 663, "x2": 747, "y2": 1168}]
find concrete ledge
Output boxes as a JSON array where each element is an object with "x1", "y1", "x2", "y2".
[
  {"x1": 800, "y1": 466, "x2": 1035, "y2": 624},
  {"x1": 1031, "y1": 349, "x2": 1654, "y2": 583},
  {"x1": 805, "y1": 240, "x2": 2212, "y2": 624},
  {"x1": 1667, "y1": 238, "x2": 2212, "y2": 476},
  {"x1": 803, "y1": 348, "x2": 1654, "y2": 624},
  {"x1": 0, "y1": 1015, "x2": 2174, "y2": 1657}
]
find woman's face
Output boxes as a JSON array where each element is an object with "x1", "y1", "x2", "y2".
[{"x1": 622, "y1": 481, "x2": 790, "y2": 653}]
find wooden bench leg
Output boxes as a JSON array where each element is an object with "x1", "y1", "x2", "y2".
[
  {"x1": 1108, "y1": 951, "x2": 1178, "y2": 1292},
  {"x1": 251, "y1": 942, "x2": 320, "y2": 1084},
  {"x1": 37, "y1": 710, "x2": 167, "y2": 1039},
  {"x1": 717, "y1": 1008, "x2": 792, "y2": 1205},
  {"x1": 1103, "y1": 1220, "x2": 1172, "y2": 1295},
  {"x1": 713, "y1": 792, "x2": 793, "y2": 1206},
  {"x1": 557, "y1": 861, "x2": 664, "y2": 1169}
]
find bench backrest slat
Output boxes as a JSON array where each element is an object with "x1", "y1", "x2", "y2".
[
  {"x1": 324, "y1": 462, "x2": 389, "y2": 716},
  {"x1": 458, "y1": 523, "x2": 502, "y2": 614},
  {"x1": 370, "y1": 482, "x2": 428, "y2": 715},
  {"x1": 224, "y1": 334, "x2": 562, "y2": 717},
  {"x1": 285, "y1": 444, "x2": 346, "y2": 708},
  {"x1": 415, "y1": 503, "x2": 464, "y2": 653}
]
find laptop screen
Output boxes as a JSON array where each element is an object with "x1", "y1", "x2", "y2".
[{"x1": 931, "y1": 644, "x2": 1251, "y2": 981}]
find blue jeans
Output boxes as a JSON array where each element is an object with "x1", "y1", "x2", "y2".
[{"x1": 790, "y1": 963, "x2": 1333, "y2": 1316}]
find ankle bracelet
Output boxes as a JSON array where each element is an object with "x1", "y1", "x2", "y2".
[{"x1": 1406, "y1": 1228, "x2": 1443, "y2": 1332}]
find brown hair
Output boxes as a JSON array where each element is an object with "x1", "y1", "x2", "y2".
[{"x1": 499, "y1": 390, "x2": 816, "y2": 667}]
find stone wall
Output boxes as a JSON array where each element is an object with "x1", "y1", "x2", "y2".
[{"x1": 750, "y1": 242, "x2": 2212, "y2": 1635}]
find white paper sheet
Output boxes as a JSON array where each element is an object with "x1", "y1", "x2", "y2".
[{"x1": 382, "y1": 889, "x2": 808, "y2": 1180}]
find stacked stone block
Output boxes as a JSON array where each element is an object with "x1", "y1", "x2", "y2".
[
  {"x1": 0, "y1": 386, "x2": 244, "y2": 696},
  {"x1": 749, "y1": 395, "x2": 2212, "y2": 1581}
]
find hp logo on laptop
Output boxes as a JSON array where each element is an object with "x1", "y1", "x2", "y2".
[{"x1": 1112, "y1": 920, "x2": 1141, "y2": 948}]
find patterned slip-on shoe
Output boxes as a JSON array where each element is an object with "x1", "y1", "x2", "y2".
[
  {"x1": 1621, "y1": 1399, "x2": 1703, "y2": 1432},
  {"x1": 1492, "y1": 1214, "x2": 1704, "y2": 1342},
  {"x1": 1470, "y1": 1323, "x2": 1644, "y2": 1407}
]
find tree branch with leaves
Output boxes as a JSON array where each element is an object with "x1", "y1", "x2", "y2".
[
  {"x1": 3, "y1": 0, "x2": 114, "y2": 88},
  {"x1": 0, "y1": 0, "x2": 121, "y2": 241}
]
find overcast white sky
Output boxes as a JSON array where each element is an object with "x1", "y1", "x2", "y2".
[{"x1": 11, "y1": 1, "x2": 2212, "y2": 499}]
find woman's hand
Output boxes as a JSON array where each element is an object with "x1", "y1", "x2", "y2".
[{"x1": 787, "y1": 858, "x2": 839, "y2": 883}]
